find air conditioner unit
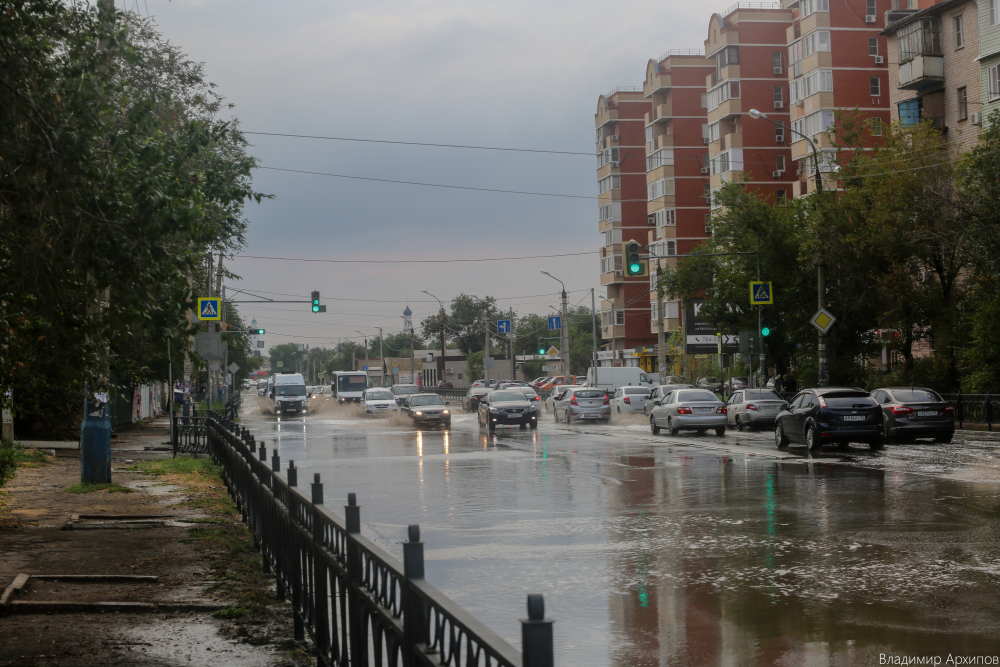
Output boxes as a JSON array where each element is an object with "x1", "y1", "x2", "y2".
[
  {"x1": 700, "y1": 167, "x2": 709, "y2": 174},
  {"x1": 615, "y1": 270, "x2": 623, "y2": 276},
  {"x1": 446, "y1": 368, "x2": 454, "y2": 375},
  {"x1": 610, "y1": 135, "x2": 619, "y2": 141},
  {"x1": 971, "y1": 112, "x2": 983, "y2": 126},
  {"x1": 611, "y1": 161, "x2": 619, "y2": 167},
  {"x1": 874, "y1": 55, "x2": 884, "y2": 64},
  {"x1": 772, "y1": 171, "x2": 781, "y2": 178},
  {"x1": 773, "y1": 67, "x2": 783, "y2": 75},
  {"x1": 775, "y1": 135, "x2": 784, "y2": 143},
  {"x1": 703, "y1": 137, "x2": 711, "y2": 144},
  {"x1": 795, "y1": 99, "x2": 804, "y2": 107},
  {"x1": 865, "y1": 15, "x2": 876, "y2": 23},
  {"x1": 774, "y1": 101, "x2": 784, "y2": 109}
]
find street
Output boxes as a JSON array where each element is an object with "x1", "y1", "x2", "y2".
[{"x1": 241, "y1": 398, "x2": 1000, "y2": 666}]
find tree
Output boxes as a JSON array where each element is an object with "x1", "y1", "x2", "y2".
[{"x1": 420, "y1": 294, "x2": 502, "y2": 354}]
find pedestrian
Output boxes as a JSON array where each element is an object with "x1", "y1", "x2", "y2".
[
  {"x1": 774, "y1": 374, "x2": 784, "y2": 392},
  {"x1": 783, "y1": 374, "x2": 797, "y2": 394}
]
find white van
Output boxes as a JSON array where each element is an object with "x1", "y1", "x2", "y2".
[
  {"x1": 584, "y1": 367, "x2": 656, "y2": 393},
  {"x1": 272, "y1": 373, "x2": 308, "y2": 415},
  {"x1": 331, "y1": 371, "x2": 368, "y2": 403}
]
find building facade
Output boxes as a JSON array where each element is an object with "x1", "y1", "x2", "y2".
[{"x1": 980, "y1": 0, "x2": 1000, "y2": 119}]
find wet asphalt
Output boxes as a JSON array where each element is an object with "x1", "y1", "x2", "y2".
[{"x1": 241, "y1": 398, "x2": 1000, "y2": 666}]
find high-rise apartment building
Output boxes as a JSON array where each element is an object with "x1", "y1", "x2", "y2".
[{"x1": 596, "y1": 88, "x2": 656, "y2": 364}]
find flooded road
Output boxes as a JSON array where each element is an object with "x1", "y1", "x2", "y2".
[{"x1": 241, "y1": 398, "x2": 1000, "y2": 666}]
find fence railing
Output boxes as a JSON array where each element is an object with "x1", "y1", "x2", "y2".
[
  {"x1": 941, "y1": 393, "x2": 998, "y2": 431},
  {"x1": 205, "y1": 413, "x2": 555, "y2": 666}
]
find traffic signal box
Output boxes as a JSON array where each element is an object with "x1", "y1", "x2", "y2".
[
  {"x1": 538, "y1": 338, "x2": 546, "y2": 355},
  {"x1": 622, "y1": 241, "x2": 648, "y2": 277},
  {"x1": 311, "y1": 291, "x2": 326, "y2": 313}
]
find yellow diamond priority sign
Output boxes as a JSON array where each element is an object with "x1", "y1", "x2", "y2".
[
  {"x1": 810, "y1": 308, "x2": 837, "y2": 334},
  {"x1": 547, "y1": 346, "x2": 560, "y2": 357}
]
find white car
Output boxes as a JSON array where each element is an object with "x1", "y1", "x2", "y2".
[
  {"x1": 362, "y1": 388, "x2": 399, "y2": 415},
  {"x1": 609, "y1": 386, "x2": 652, "y2": 414}
]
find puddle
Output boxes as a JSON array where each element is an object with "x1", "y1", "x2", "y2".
[{"x1": 113, "y1": 615, "x2": 279, "y2": 666}]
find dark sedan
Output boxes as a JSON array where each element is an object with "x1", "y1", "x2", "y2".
[
  {"x1": 462, "y1": 387, "x2": 490, "y2": 413},
  {"x1": 775, "y1": 388, "x2": 884, "y2": 451},
  {"x1": 871, "y1": 387, "x2": 955, "y2": 443},
  {"x1": 477, "y1": 390, "x2": 539, "y2": 432},
  {"x1": 402, "y1": 393, "x2": 451, "y2": 428}
]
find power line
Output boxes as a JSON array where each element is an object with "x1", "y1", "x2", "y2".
[
  {"x1": 237, "y1": 251, "x2": 597, "y2": 264},
  {"x1": 245, "y1": 131, "x2": 594, "y2": 156}
]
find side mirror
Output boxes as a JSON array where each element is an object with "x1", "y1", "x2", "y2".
[
  {"x1": 781, "y1": 404, "x2": 789, "y2": 411},
  {"x1": 445, "y1": 402, "x2": 451, "y2": 406}
]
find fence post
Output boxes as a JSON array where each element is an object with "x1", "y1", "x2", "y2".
[
  {"x1": 171, "y1": 415, "x2": 177, "y2": 459},
  {"x1": 271, "y1": 450, "x2": 284, "y2": 601},
  {"x1": 989, "y1": 391, "x2": 993, "y2": 432},
  {"x1": 402, "y1": 524, "x2": 428, "y2": 667},
  {"x1": 287, "y1": 460, "x2": 303, "y2": 640},
  {"x1": 521, "y1": 594, "x2": 554, "y2": 667},
  {"x1": 345, "y1": 493, "x2": 365, "y2": 665},
  {"x1": 311, "y1": 474, "x2": 330, "y2": 660},
  {"x1": 958, "y1": 390, "x2": 964, "y2": 430},
  {"x1": 259, "y1": 436, "x2": 270, "y2": 574}
]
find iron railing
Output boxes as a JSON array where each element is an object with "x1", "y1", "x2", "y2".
[
  {"x1": 205, "y1": 413, "x2": 555, "y2": 666},
  {"x1": 941, "y1": 393, "x2": 998, "y2": 431},
  {"x1": 172, "y1": 411, "x2": 209, "y2": 456}
]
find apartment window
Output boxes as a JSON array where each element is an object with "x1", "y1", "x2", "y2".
[
  {"x1": 598, "y1": 175, "x2": 620, "y2": 194},
  {"x1": 703, "y1": 184, "x2": 711, "y2": 200},
  {"x1": 645, "y1": 125, "x2": 654, "y2": 153},
  {"x1": 776, "y1": 155, "x2": 786, "y2": 172},
  {"x1": 716, "y1": 45, "x2": 740, "y2": 71},
  {"x1": 791, "y1": 109, "x2": 836, "y2": 140},
  {"x1": 790, "y1": 69, "x2": 834, "y2": 104},
  {"x1": 774, "y1": 86, "x2": 784, "y2": 107},
  {"x1": 706, "y1": 80, "x2": 742, "y2": 112},
  {"x1": 707, "y1": 122, "x2": 720, "y2": 143},
  {"x1": 869, "y1": 37, "x2": 879, "y2": 56},
  {"x1": 647, "y1": 178, "x2": 675, "y2": 200},
  {"x1": 597, "y1": 147, "x2": 619, "y2": 168},
  {"x1": 958, "y1": 87, "x2": 968, "y2": 120},
  {"x1": 866, "y1": 0, "x2": 876, "y2": 16},
  {"x1": 772, "y1": 51, "x2": 783, "y2": 73},
  {"x1": 954, "y1": 16, "x2": 964, "y2": 48},
  {"x1": 604, "y1": 228, "x2": 622, "y2": 247},
  {"x1": 646, "y1": 148, "x2": 674, "y2": 171},
  {"x1": 650, "y1": 239, "x2": 677, "y2": 258},
  {"x1": 777, "y1": 189, "x2": 788, "y2": 204},
  {"x1": 801, "y1": 0, "x2": 830, "y2": 17},
  {"x1": 871, "y1": 117, "x2": 884, "y2": 136},
  {"x1": 989, "y1": 64, "x2": 1000, "y2": 101},
  {"x1": 776, "y1": 125, "x2": 785, "y2": 143},
  {"x1": 898, "y1": 18, "x2": 941, "y2": 61},
  {"x1": 600, "y1": 255, "x2": 623, "y2": 275},
  {"x1": 789, "y1": 31, "x2": 831, "y2": 78},
  {"x1": 992, "y1": 0, "x2": 1000, "y2": 26},
  {"x1": 615, "y1": 310, "x2": 626, "y2": 326},
  {"x1": 898, "y1": 99, "x2": 920, "y2": 126},
  {"x1": 870, "y1": 77, "x2": 881, "y2": 96},
  {"x1": 600, "y1": 202, "x2": 621, "y2": 222},
  {"x1": 701, "y1": 93, "x2": 708, "y2": 108}
]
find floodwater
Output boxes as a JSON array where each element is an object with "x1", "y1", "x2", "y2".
[{"x1": 242, "y1": 400, "x2": 1000, "y2": 666}]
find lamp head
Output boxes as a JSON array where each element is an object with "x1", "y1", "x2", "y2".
[{"x1": 748, "y1": 109, "x2": 765, "y2": 120}]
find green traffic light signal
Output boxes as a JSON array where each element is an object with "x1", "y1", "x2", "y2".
[
  {"x1": 629, "y1": 262, "x2": 641, "y2": 274},
  {"x1": 761, "y1": 326, "x2": 771, "y2": 337},
  {"x1": 311, "y1": 290, "x2": 320, "y2": 313},
  {"x1": 255, "y1": 328, "x2": 265, "y2": 335}
]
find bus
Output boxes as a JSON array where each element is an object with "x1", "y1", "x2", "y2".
[{"x1": 331, "y1": 371, "x2": 368, "y2": 403}]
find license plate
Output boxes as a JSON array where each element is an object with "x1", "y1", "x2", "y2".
[
  {"x1": 583, "y1": 413, "x2": 602, "y2": 419},
  {"x1": 694, "y1": 407, "x2": 714, "y2": 413},
  {"x1": 917, "y1": 411, "x2": 937, "y2": 417},
  {"x1": 761, "y1": 405, "x2": 779, "y2": 411},
  {"x1": 843, "y1": 415, "x2": 866, "y2": 422}
]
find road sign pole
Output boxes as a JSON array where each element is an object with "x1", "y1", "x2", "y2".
[{"x1": 818, "y1": 261, "x2": 828, "y2": 387}]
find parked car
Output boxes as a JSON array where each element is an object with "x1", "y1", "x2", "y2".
[
  {"x1": 545, "y1": 385, "x2": 579, "y2": 413},
  {"x1": 436, "y1": 381, "x2": 454, "y2": 388},
  {"x1": 497, "y1": 381, "x2": 529, "y2": 389},
  {"x1": 609, "y1": 386, "x2": 652, "y2": 414},
  {"x1": 774, "y1": 388, "x2": 884, "y2": 451},
  {"x1": 650, "y1": 389, "x2": 727, "y2": 436},
  {"x1": 391, "y1": 384, "x2": 421, "y2": 405},
  {"x1": 726, "y1": 389, "x2": 786, "y2": 431},
  {"x1": 472, "y1": 379, "x2": 489, "y2": 388},
  {"x1": 584, "y1": 367, "x2": 656, "y2": 394},
  {"x1": 462, "y1": 387, "x2": 491, "y2": 413},
  {"x1": 541, "y1": 376, "x2": 574, "y2": 392},
  {"x1": 401, "y1": 393, "x2": 451, "y2": 428},
  {"x1": 553, "y1": 387, "x2": 611, "y2": 424},
  {"x1": 662, "y1": 376, "x2": 684, "y2": 385},
  {"x1": 723, "y1": 377, "x2": 749, "y2": 393},
  {"x1": 477, "y1": 389, "x2": 538, "y2": 431},
  {"x1": 644, "y1": 385, "x2": 695, "y2": 416},
  {"x1": 530, "y1": 377, "x2": 552, "y2": 390},
  {"x1": 361, "y1": 388, "x2": 398, "y2": 415},
  {"x1": 871, "y1": 387, "x2": 955, "y2": 443},
  {"x1": 575, "y1": 376, "x2": 588, "y2": 385},
  {"x1": 696, "y1": 377, "x2": 723, "y2": 393}
]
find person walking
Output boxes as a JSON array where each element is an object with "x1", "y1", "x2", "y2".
[
  {"x1": 783, "y1": 374, "x2": 797, "y2": 395},
  {"x1": 774, "y1": 374, "x2": 784, "y2": 393}
]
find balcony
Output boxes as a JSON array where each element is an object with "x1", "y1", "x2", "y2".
[
  {"x1": 656, "y1": 134, "x2": 674, "y2": 150},
  {"x1": 721, "y1": 132, "x2": 743, "y2": 152},
  {"x1": 708, "y1": 97, "x2": 743, "y2": 122},
  {"x1": 644, "y1": 72, "x2": 671, "y2": 98},
  {"x1": 644, "y1": 103, "x2": 672, "y2": 125},
  {"x1": 899, "y1": 55, "x2": 944, "y2": 92},
  {"x1": 596, "y1": 107, "x2": 619, "y2": 129},
  {"x1": 706, "y1": 64, "x2": 740, "y2": 89}
]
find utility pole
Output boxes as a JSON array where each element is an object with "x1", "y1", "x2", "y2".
[
  {"x1": 656, "y1": 264, "x2": 666, "y2": 383},
  {"x1": 421, "y1": 290, "x2": 446, "y2": 386},
  {"x1": 509, "y1": 307, "x2": 515, "y2": 381},
  {"x1": 591, "y1": 288, "x2": 598, "y2": 388},
  {"x1": 540, "y1": 271, "x2": 570, "y2": 380},
  {"x1": 378, "y1": 327, "x2": 384, "y2": 387},
  {"x1": 484, "y1": 321, "x2": 490, "y2": 384}
]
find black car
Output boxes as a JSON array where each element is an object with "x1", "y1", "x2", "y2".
[
  {"x1": 462, "y1": 388, "x2": 490, "y2": 413},
  {"x1": 477, "y1": 389, "x2": 539, "y2": 432},
  {"x1": 871, "y1": 387, "x2": 955, "y2": 443},
  {"x1": 402, "y1": 393, "x2": 452, "y2": 428},
  {"x1": 774, "y1": 387, "x2": 884, "y2": 451}
]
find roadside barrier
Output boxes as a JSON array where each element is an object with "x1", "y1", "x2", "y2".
[
  {"x1": 942, "y1": 393, "x2": 998, "y2": 431},
  {"x1": 205, "y1": 413, "x2": 555, "y2": 667}
]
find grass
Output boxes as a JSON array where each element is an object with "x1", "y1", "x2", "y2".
[{"x1": 64, "y1": 482, "x2": 134, "y2": 494}]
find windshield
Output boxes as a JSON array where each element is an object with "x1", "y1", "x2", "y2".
[
  {"x1": 366, "y1": 390, "x2": 393, "y2": 401},
  {"x1": 490, "y1": 391, "x2": 526, "y2": 402},
  {"x1": 625, "y1": 387, "x2": 651, "y2": 395},
  {"x1": 276, "y1": 385, "x2": 306, "y2": 396},
  {"x1": 393, "y1": 385, "x2": 420, "y2": 395},
  {"x1": 746, "y1": 390, "x2": 782, "y2": 400},
  {"x1": 891, "y1": 389, "x2": 943, "y2": 403},
  {"x1": 825, "y1": 392, "x2": 877, "y2": 408},
  {"x1": 338, "y1": 375, "x2": 367, "y2": 391},
  {"x1": 520, "y1": 389, "x2": 538, "y2": 398},
  {"x1": 409, "y1": 395, "x2": 444, "y2": 406},
  {"x1": 573, "y1": 390, "x2": 605, "y2": 399},
  {"x1": 678, "y1": 391, "x2": 719, "y2": 402}
]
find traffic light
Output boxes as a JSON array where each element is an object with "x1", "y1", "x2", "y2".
[
  {"x1": 310, "y1": 291, "x2": 326, "y2": 313},
  {"x1": 254, "y1": 328, "x2": 265, "y2": 335},
  {"x1": 761, "y1": 317, "x2": 775, "y2": 338},
  {"x1": 622, "y1": 241, "x2": 647, "y2": 277},
  {"x1": 538, "y1": 338, "x2": 546, "y2": 355}
]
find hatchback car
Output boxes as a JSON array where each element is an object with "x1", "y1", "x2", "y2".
[
  {"x1": 650, "y1": 389, "x2": 727, "y2": 436},
  {"x1": 545, "y1": 385, "x2": 579, "y2": 414},
  {"x1": 871, "y1": 387, "x2": 955, "y2": 443},
  {"x1": 361, "y1": 388, "x2": 398, "y2": 415},
  {"x1": 477, "y1": 390, "x2": 538, "y2": 431},
  {"x1": 726, "y1": 389, "x2": 786, "y2": 431},
  {"x1": 610, "y1": 386, "x2": 652, "y2": 414},
  {"x1": 644, "y1": 385, "x2": 695, "y2": 416},
  {"x1": 402, "y1": 393, "x2": 451, "y2": 428},
  {"x1": 554, "y1": 388, "x2": 610, "y2": 424},
  {"x1": 391, "y1": 384, "x2": 421, "y2": 406},
  {"x1": 462, "y1": 387, "x2": 491, "y2": 413},
  {"x1": 774, "y1": 388, "x2": 884, "y2": 451}
]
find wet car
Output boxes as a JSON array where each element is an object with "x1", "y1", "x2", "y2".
[
  {"x1": 554, "y1": 388, "x2": 610, "y2": 424},
  {"x1": 644, "y1": 385, "x2": 694, "y2": 416},
  {"x1": 871, "y1": 387, "x2": 955, "y2": 443},
  {"x1": 610, "y1": 386, "x2": 652, "y2": 414},
  {"x1": 361, "y1": 388, "x2": 398, "y2": 415},
  {"x1": 462, "y1": 387, "x2": 490, "y2": 413},
  {"x1": 726, "y1": 389, "x2": 786, "y2": 431},
  {"x1": 477, "y1": 390, "x2": 538, "y2": 431},
  {"x1": 391, "y1": 383, "x2": 421, "y2": 406},
  {"x1": 774, "y1": 388, "x2": 884, "y2": 451},
  {"x1": 544, "y1": 385, "x2": 579, "y2": 413},
  {"x1": 516, "y1": 387, "x2": 543, "y2": 406},
  {"x1": 650, "y1": 389, "x2": 727, "y2": 436},
  {"x1": 402, "y1": 393, "x2": 451, "y2": 428}
]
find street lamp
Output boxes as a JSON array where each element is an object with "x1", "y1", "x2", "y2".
[
  {"x1": 747, "y1": 108, "x2": 828, "y2": 386},
  {"x1": 421, "y1": 290, "x2": 446, "y2": 386},
  {"x1": 540, "y1": 270, "x2": 570, "y2": 379}
]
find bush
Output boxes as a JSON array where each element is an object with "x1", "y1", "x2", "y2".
[{"x1": 0, "y1": 440, "x2": 17, "y2": 489}]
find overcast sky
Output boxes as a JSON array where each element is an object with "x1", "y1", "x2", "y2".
[{"x1": 139, "y1": 0, "x2": 738, "y2": 351}]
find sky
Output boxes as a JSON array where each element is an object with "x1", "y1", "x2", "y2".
[{"x1": 137, "y1": 0, "x2": 742, "y2": 351}]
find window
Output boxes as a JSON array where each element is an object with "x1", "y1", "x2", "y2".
[
  {"x1": 776, "y1": 155, "x2": 786, "y2": 172},
  {"x1": 774, "y1": 86, "x2": 784, "y2": 106},
  {"x1": 707, "y1": 122, "x2": 720, "y2": 143},
  {"x1": 647, "y1": 178, "x2": 675, "y2": 200},
  {"x1": 715, "y1": 45, "x2": 740, "y2": 72},
  {"x1": 598, "y1": 175, "x2": 620, "y2": 193},
  {"x1": 790, "y1": 69, "x2": 834, "y2": 103},
  {"x1": 866, "y1": 0, "x2": 876, "y2": 16},
  {"x1": 646, "y1": 148, "x2": 674, "y2": 171},
  {"x1": 615, "y1": 310, "x2": 625, "y2": 326},
  {"x1": 789, "y1": 33, "x2": 830, "y2": 77},
  {"x1": 871, "y1": 117, "x2": 883, "y2": 136},
  {"x1": 772, "y1": 51, "x2": 783, "y2": 73},
  {"x1": 706, "y1": 80, "x2": 742, "y2": 112},
  {"x1": 898, "y1": 99, "x2": 920, "y2": 125},
  {"x1": 701, "y1": 93, "x2": 708, "y2": 108},
  {"x1": 989, "y1": 64, "x2": 1000, "y2": 101},
  {"x1": 801, "y1": 0, "x2": 829, "y2": 17},
  {"x1": 604, "y1": 228, "x2": 622, "y2": 247},
  {"x1": 992, "y1": 0, "x2": 1000, "y2": 26},
  {"x1": 791, "y1": 109, "x2": 836, "y2": 140},
  {"x1": 898, "y1": 18, "x2": 941, "y2": 61},
  {"x1": 869, "y1": 37, "x2": 879, "y2": 56},
  {"x1": 870, "y1": 77, "x2": 881, "y2": 96},
  {"x1": 775, "y1": 125, "x2": 785, "y2": 143},
  {"x1": 652, "y1": 208, "x2": 676, "y2": 229},
  {"x1": 596, "y1": 147, "x2": 619, "y2": 168},
  {"x1": 600, "y1": 202, "x2": 621, "y2": 221},
  {"x1": 954, "y1": 16, "x2": 964, "y2": 48},
  {"x1": 645, "y1": 125, "x2": 654, "y2": 152},
  {"x1": 957, "y1": 86, "x2": 968, "y2": 120},
  {"x1": 600, "y1": 255, "x2": 623, "y2": 274},
  {"x1": 776, "y1": 189, "x2": 787, "y2": 204},
  {"x1": 650, "y1": 239, "x2": 676, "y2": 258}
]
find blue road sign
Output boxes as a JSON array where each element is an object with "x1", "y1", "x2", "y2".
[
  {"x1": 548, "y1": 316, "x2": 562, "y2": 330},
  {"x1": 749, "y1": 281, "x2": 774, "y2": 305},
  {"x1": 497, "y1": 319, "x2": 511, "y2": 334},
  {"x1": 197, "y1": 297, "x2": 222, "y2": 321},
  {"x1": 362, "y1": 365, "x2": 368, "y2": 371}
]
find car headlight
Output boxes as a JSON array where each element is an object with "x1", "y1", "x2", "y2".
[
  {"x1": 443, "y1": 410, "x2": 450, "y2": 415},
  {"x1": 414, "y1": 411, "x2": 423, "y2": 416},
  {"x1": 490, "y1": 407, "x2": 503, "y2": 413}
]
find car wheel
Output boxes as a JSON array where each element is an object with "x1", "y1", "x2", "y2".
[
  {"x1": 617, "y1": 407, "x2": 621, "y2": 414},
  {"x1": 716, "y1": 426, "x2": 726, "y2": 437},
  {"x1": 806, "y1": 424, "x2": 821, "y2": 451},
  {"x1": 775, "y1": 422, "x2": 789, "y2": 449},
  {"x1": 565, "y1": 411, "x2": 572, "y2": 425},
  {"x1": 488, "y1": 422, "x2": 496, "y2": 433},
  {"x1": 668, "y1": 417, "x2": 679, "y2": 437},
  {"x1": 934, "y1": 432, "x2": 954, "y2": 444},
  {"x1": 869, "y1": 434, "x2": 886, "y2": 450},
  {"x1": 445, "y1": 421, "x2": 452, "y2": 429},
  {"x1": 519, "y1": 423, "x2": 527, "y2": 430},
  {"x1": 529, "y1": 422, "x2": 538, "y2": 430},
  {"x1": 650, "y1": 417, "x2": 660, "y2": 435},
  {"x1": 735, "y1": 415, "x2": 744, "y2": 432}
]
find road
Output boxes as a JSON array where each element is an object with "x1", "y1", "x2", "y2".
[{"x1": 241, "y1": 396, "x2": 1000, "y2": 666}]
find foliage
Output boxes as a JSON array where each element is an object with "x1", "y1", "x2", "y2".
[
  {"x1": 64, "y1": 482, "x2": 134, "y2": 494},
  {"x1": 465, "y1": 351, "x2": 485, "y2": 383},
  {"x1": 0, "y1": 440, "x2": 18, "y2": 490},
  {"x1": 420, "y1": 294, "x2": 502, "y2": 354},
  {"x1": 268, "y1": 343, "x2": 304, "y2": 374}
]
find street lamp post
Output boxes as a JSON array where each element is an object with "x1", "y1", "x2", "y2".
[
  {"x1": 421, "y1": 290, "x2": 446, "y2": 387},
  {"x1": 748, "y1": 109, "x2": 828, "y2": 387},
  {"x1": 540, "y1": 271, "x2": 570, "y2": 380}
]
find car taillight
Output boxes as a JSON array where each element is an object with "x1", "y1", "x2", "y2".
[
  {"x1": 623, "y1": 397, "x2": 631, "y2": 404},
  {"x1": 603, "y1": 395, "x2": 610, "y2": 405},
  {"x1": 746, "y1": 403, "x2": 757, "y2": 411},
  {"x1": 570, "y1": 396, "x2": 579, "y2": 406},
  {"x1": 677, "y1": 407, "x2": 692, "y2": 414},
  {"x1": 943, "y1": 405, "x2": 954, "y2": 413},
  {"x1": 717, "y1": 406, "x2": 727, "y2": 414},
  {"x1": 890, "y1": 406, "x2": 914, "y2": 415},
  {"x1": 817, "y1": 396, "x2": 827, "y2": 408}
]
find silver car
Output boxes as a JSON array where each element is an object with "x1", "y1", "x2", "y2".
[
  {"x1": 610, "y1": 386, "x2": 652, "y2": 414},
  {"x1": 554, "y1": 388, "x2": 610, "y2": 424},
  {"x1": 644, "y1": 385, "x2": 695, "y2": 416},
  {"x1": 650, "y1": 389, "x2": 728, "y2": 436},
  {"x1": 362, "y1": 388, "x2": 399, "y2": 415},
  {"x1": 545, "y1": 385, "x2": 579, "y2": 414},
  {"x1": 725, "y1": 389, "x2": 786, "y2": 431}
]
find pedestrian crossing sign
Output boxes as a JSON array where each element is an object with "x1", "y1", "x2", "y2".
[
  {"x1": 197, "y1": 297, "x2": 222, "y2": 321},
  {"x1": 749, "y1": 281, "x2": 774, "y2": 305}
]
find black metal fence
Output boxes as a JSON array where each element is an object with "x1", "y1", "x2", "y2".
[
  {"x1": 941, "y1": 393, "x2": 999, "y2": 431},
  {"x1": 205, "y1": 413, "x2": 555, "y2": 667}
]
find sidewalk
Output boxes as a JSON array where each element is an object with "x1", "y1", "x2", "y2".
[{"x1": 0, "y1": 418, "x2": 309, "y2": 667}]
